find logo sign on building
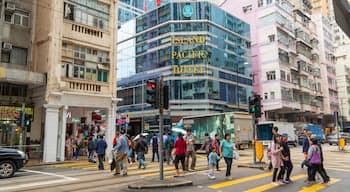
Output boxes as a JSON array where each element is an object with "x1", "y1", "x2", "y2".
[{"x1": 183, "y1": 5, "x2": 193, "y2": 17}]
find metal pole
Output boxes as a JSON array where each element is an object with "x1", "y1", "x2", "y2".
[
  {"x1": 20, "y1": 103, "x2": 25, "y2": 151},
  {"x1": 252, "y1": 115, "x2": 256, "y2": 164},
  {"x1": 159, "y1": 76, "x2": 164, "y2": 180},
  {"x1": 335, "y1": 111, "x2": 340, "y2": 151}
]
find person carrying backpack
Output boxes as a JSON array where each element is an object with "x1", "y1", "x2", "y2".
[
  {"x1": 135, "y1": 134, "x2": 148, "y2": 169},
  {"x1": 306, "y1": 138, "x2": 329, "y2": 184},
  {"x1": 165, "y1": 132, "x2": 174, "y2": 165}
]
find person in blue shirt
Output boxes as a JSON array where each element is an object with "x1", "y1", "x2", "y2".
[
  {"x1": 208, "y1": 146, "x2": 220, "y2": 180},
  {"x1": 95, "y1": 135, "x2": 107, "y2": 170},
  {"x1": 150, "y1": 134, "x2": 159, "y2": 162},
  {"x1": 165, "y1": 132, "x2": 175, "y2": 165},
  {"x1": 220, "y1": 133, "x2": 235, "y2": 180}
]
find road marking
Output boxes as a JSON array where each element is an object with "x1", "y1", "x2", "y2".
[
  {"x1": 243, "y1": 174, "x2": 307, "y2": 192},
  {"x1": 0, "y1": 179, "x2": 72, "y2": 191},
  {"x1": 327, "y1": 167, "x2": 350, "y2": 172},
  {"x1": 298, "y1": 178, "x2": 340, "y2": 192},
  {"x1": 0, "y1": 169, "x2": 79, "y2": 192},
  {"x1": 22, "y1": 169, "x2": 78, "y2": 181},
  {"x1": 141, "y1": 165, "x2": 208, "y2": 177},
  {"x1": 208, "y1": 172, "x2": 273, "y2": 189}
]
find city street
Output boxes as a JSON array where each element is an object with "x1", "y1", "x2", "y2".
[{"x1": 2, "y1": 145, "x2": 350, "y2": 192}]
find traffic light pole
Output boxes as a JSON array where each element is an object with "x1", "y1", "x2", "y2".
[
  {"x1": 158, "y1": 76, "x2": 164, "y2": 180},
  {"x1": 252, "y1": 114, "x2": 257, "y2": 164}
]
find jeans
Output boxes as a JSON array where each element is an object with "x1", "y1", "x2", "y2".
[
  {"x1": 115, "y1": 153, "x2": 128, "y2": 174},
  {"x1": 97, "y1": 154, "x2": 104, "y2": 170},
  {"x1": 308, "y1": 164, "x2": 329, "y2": 182},
  {"x1": 216, "y1": 158, "x2": 220, "y2": 170},
  {"x1": 137, "y1": 152, "x2": 145, "y2": 168},
  {"x1": 278, "y1": 160, "x2": 293, "y2": 181},
  {"x1": 165, "y1": 149, "x2": 173, "y2": 165},
  {"x1": 88, "y1": 151, "x2": 94, "y2": 161},
  {"x1": 186, "y1": 151, "x2": 197, "y2": 170},
  {"x1": 208, "y1": 163, "x2": 215, "y2": 177},
  {"x1": 174, "y1": 154, "x2": 186, "y2": 171},
  {"x1": 224, "y1": 157, "x2": 233, "y2": 177},
  {"x1": 152, "y1": 148, "x2": 159, "y2": 162},
  {"x1": 72, "y1": 149, "x2": 79, "y2": 160}
]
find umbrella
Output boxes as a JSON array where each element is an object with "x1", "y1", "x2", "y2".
[
  {"x1": 133, "y1": 133, "x2": 149, "y2": 141},
  {"x1": 172, "y1": 127, "x2": 186, "y2": 134}
]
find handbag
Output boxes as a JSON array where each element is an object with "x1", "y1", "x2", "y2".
[{"x1": 233, "y1": 150, "x2": 239, "y2": 160}]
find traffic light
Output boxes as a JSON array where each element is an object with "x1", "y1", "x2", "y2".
[
  {"x1": 254, "y1": 95, "x2": 262, "y2": 118},
  {"x1": 146, "y1": 80, "x2": 158, "y2": 108},
  {"x1": 24, "y1": 114, "x2": 32, "y2": 132},
  {"x1": 248, "y1": 95, "x2": 263, "y2": 118},
  {"x1": 163, "y1": 85, "x2": 169, "y2": 110}
]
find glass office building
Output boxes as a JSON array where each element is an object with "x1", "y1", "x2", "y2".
[{"x1": 117, "y1": 1, "x2": 253, "y2": 118}]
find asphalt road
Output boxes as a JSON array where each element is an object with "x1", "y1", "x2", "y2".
[{"x1": 1, "y1": 145, "x2": 350, "y2": 192}]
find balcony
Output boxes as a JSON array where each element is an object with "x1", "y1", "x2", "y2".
[
  {"x1": 62, "y1": 21, "x2": 111, "y2": 48},
  {"x1": 0, "y1": 67, "x2": 46, "y2": 85},
  {"x1": 62, "y1": 78, "x2": 109, "y2": 94}
]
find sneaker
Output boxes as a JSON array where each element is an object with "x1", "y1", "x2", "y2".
[
  {"x1": 208, "y1": 175, "x2": 216, "y2": 180},
  {"x1": 113, "y1": 173, "x2": 120, "y2": 176},
  {"x1": 225, "y1": 176, "x2": 232, "y2": 180},
  {"x1": 272, "y1": 182, "x2": 280, "y2": 186},
  {"x1": 122, "y1": 172, "x2": 128, "y2": 176}
]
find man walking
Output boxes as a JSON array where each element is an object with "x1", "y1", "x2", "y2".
[
  {"x1": 150, "y1": 134, "x2": 159, "y2": 162},
  {"x1": 278, "y1": 134, "x2": 293, "y2": 183},
  {"x1": 165, "y1": 132, "x2": 174, "y2": 165},
  {"x1": 113, "y1": 129, "x2": 129, "y2": 176},
  {"x1": 87, "y1": 136, "x2": 96, "y2": 163},
  {"x1": 95, "y1": 135, "x2": 107, "y2": 170},
  {"x1": 185, "y1": 129, "x2": 196, "y2": 171},
  {"x1": 135, "y1": 134, "x2": 148, "y2": 169}
]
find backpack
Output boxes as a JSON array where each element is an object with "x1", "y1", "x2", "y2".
[
  {"x1": 310, "y1": 146, "x2": 321, "y2": 164},
  {"x1": 166, "y1": 137, "x2": 174, "y2": 149},
  {"x1": 152, "y1": 137, "x2": 158, "y2": 148}
]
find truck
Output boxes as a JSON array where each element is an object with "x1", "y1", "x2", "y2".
[
  {"x1": 257, "y1": 121, "x2": 298, "y2": 146},
  {"x1": 182, "y1": 112, "x2": 253, "y2": 150},
  {"x1": 296, "y1": 124, "x2": 325, "y2": 144}
]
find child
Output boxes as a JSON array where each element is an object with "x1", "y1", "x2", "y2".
[{"x1": 208, "y1": 146, "x2": 220, "y2": 180}]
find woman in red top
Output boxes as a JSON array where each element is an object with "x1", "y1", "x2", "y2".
[{"x1": 174, "y1": 132, "x2": 187, "y2": 177}]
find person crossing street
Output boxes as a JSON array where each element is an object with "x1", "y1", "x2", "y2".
[{"x1": 113, "y1": 129, "x2": 129, "y2": 176}]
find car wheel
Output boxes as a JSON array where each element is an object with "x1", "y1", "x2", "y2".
[{"x1": 0, "y1": 160, "x2": 16, "y2": 179}]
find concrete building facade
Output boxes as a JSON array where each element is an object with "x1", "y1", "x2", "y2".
[
  {"x1": 0, "y1": 0, "x2": 117, "y2": 163},
  {"x1": 221, "y1": 0, "x2": 333, "y2": 123}
]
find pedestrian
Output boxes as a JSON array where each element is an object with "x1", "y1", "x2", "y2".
[
  {"x1": 212, "y1": 134, "x2": 221, "y2": 171},
  {"x1": 87, "y1": 136, "x2": 96, "y2": 163},
  {"x1": 271, "y1": 135, "x2": 283, "y2": 185},
  {"x1": 150, "y1": 134, "x2": 159, "y2": 162},
  {"x1": 220, "y1": 133, "x2": 235, "y2": 180},
  {"x1": 113, "y1": 129, "x2": 129, "y2": 176},
  {"x1": 128, "y1": 136, "x2": 136, "y2": 166},
  {"x1": 317, "y1": 142, "x2": 330, "y2": 183},
  {"x1": 277, "y1": 134, "x2": 293, "y2": 183},
  {"x1": 268, "y1": 127, "x2": 279, "y2": 170},
  {"x1": 306, "y1": 138, "x2": 329, "y2": 184},
  {"x1": 201, "y1": 133, "x2": 212, "y2": 163},
  {"x1": 65, "y1": 136, "x2": 72, "y2": 160},
  {"x1": 165, "y1": 132, "x2": 175, "y2": 165},
  {"x1": 113, "y1": 132, "x2": 119, "y2": 147},
  {"x1": 174, "y1": 132, "x2": 186, "y2": 177},
  {"x1": 135, "y1": 134, "x2": 148, "y2": 169},
  {"x1": 95, "y1": 135, "x2": 107, "y2": 170},
  {"x1": 208, "y1": 146, "x2": 220, "y2": 180},
  {"x1": 302, "y1": 131, "x2": 312, "y2": 160},
  {"x1": 185, "y1": 129, "x2": 196, "y2": 171},
  {"x1": 72, "y1": 138, "x2": 79, "y2": 160}
]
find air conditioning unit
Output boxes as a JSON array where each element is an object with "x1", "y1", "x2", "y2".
[
  {"x1": 2, "y1": 42, "x2": 13, "y2": 50},
  {"x1": 5, "y1": 2, "x2": 15, "y2": 11},
  {"x1": 97, "y1": 56, "x2": 103, "y2": 63}
]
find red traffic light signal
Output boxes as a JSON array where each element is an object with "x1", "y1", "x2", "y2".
[{"x1": 146, "y1": 80, "x2": 156, "y2": 89}]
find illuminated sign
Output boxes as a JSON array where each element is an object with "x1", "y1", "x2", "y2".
[
  {"x1": 173, "y1": 65, "x2": 205, "y2": 75},
  {"x1": 172, "y1": 50, "x2": 207, "y2": 59},
  {"x1": 172, "y1": 36, "x2": 206, "y2": 45},
  {"x1": 183, "y1": 5, "x2": 193, "y2": 17}
]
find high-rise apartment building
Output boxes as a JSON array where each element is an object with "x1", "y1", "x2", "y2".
[
  {"x1": 0, "y1": 0, "x2": 117, "y2": 163},
  {"x1": 221, "y1": 0, "x2": 331, "y2": 123}
]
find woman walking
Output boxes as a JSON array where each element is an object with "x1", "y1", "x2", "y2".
[
  {"x1": 306, "y1": 138, "x2": 329, "y2": 184},
  {"x1": 220, "y1": 133, "x2": 234, "y2": 180},
  {"x1": 271, "y1": 135, "x2": 283, "y2": 185},
  {"x1": 174, "y1": 132, "x2": 187, "y2": 177}
]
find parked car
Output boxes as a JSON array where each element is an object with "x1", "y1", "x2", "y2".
[
  {"x1": 327, "y1": 132, "x2": 350, "y2": 145},
  {"x1": 0, "y1": 148, "x2": 28, "y2": 179}
]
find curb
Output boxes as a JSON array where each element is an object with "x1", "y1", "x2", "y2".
[{"x1": 128, "y1": 180, "x2": 193, "y2": 189}]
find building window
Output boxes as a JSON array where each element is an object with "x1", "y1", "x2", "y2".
[
  {"x1": 243, "y1": 5, "x2": 253, "y2": 12},
  {"x1": 97, "y1": 70, "x2": 108, "y2": 82},
  {"x1": 267, "y1": 0, "x2": 273, "y2": 4},
  {"x1": 258, "y1": 0, "x2": 264, "y2": 7},
  {"x1": 268, "y1": 34, "x2": 275, "y2": 42},
  {"x1": 13, "y1": 12, "x2": 29, "y2": 27},
  {"x1": 264, "y1": 92, "x2": 268, "y2": 99},
  {"x1": 1, "y1": 47, "x2": 27, "y2": 65},
  {"x1": 4, "y1": 12, "x2": 12, "y2": 22},
  {"x1": 267, "y1": 71, "x2": 276, "y2": 80},
  {"x1": 270, "y1": 91, "x2": 275, "y2": 99},
  {"x1": 280, "y1": 70, "x2": 286, "y2": 80}
]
